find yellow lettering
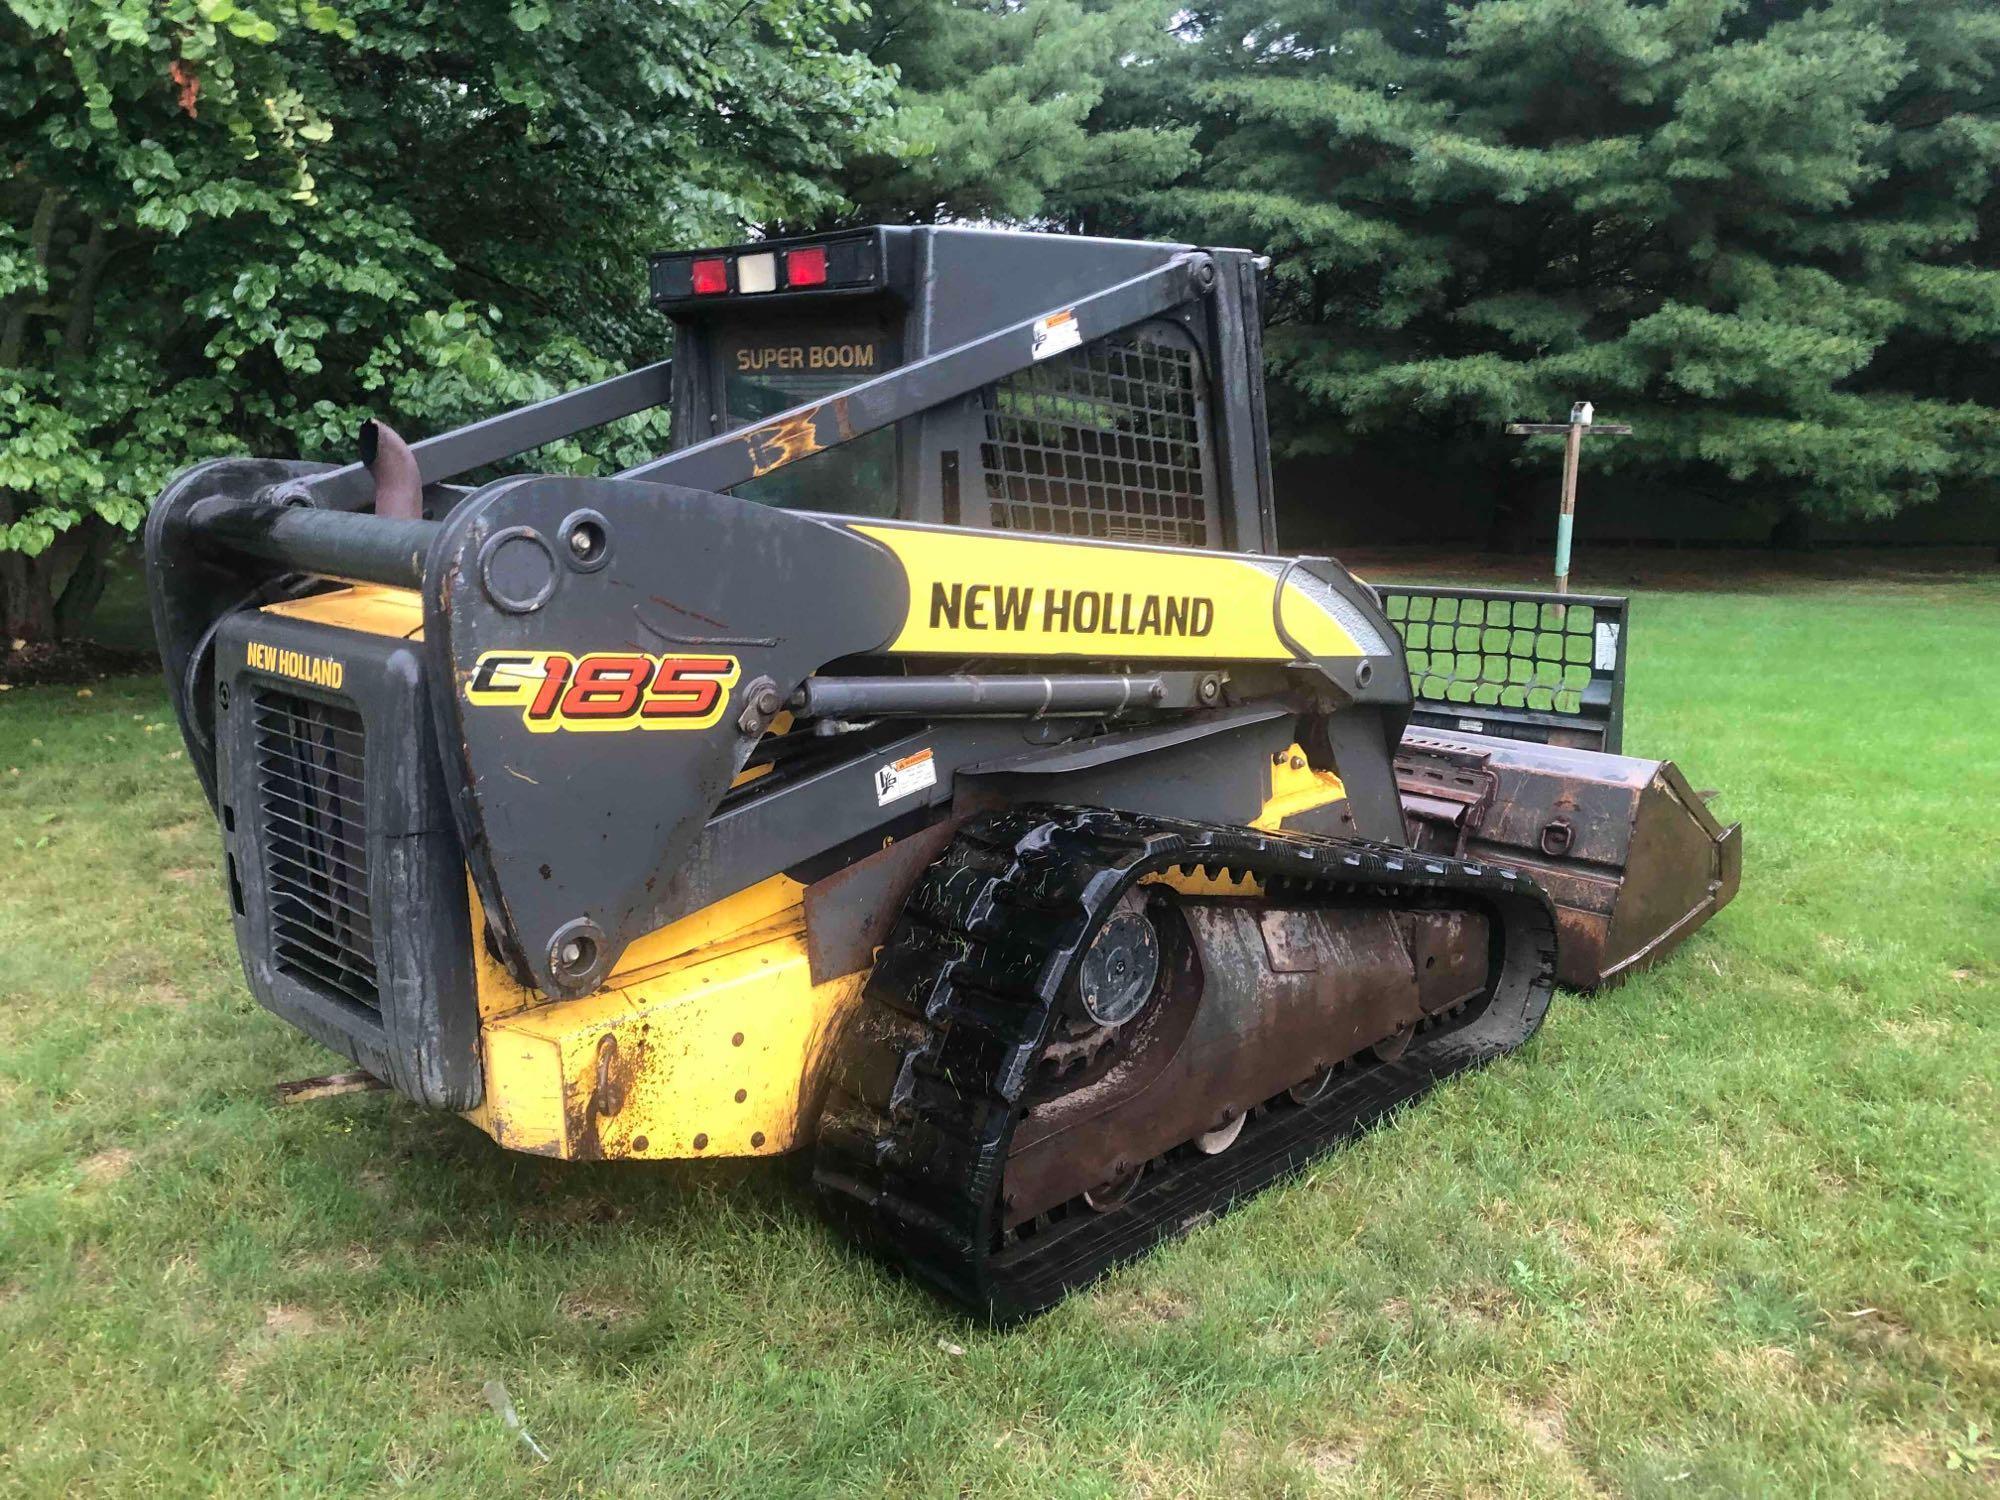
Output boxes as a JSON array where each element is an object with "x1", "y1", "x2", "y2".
[{"x1": 246, "y1": 640, "x2": 343, "y2": 690}]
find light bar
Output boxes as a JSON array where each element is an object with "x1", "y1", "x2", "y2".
[
  {"x1": 650, "y1": 234, "x2": 881, "y2": 308},
  {"x1": 690, "y1": 257, "x2": 728, "y2": 295},
  {"x1": 785, "y1": 247, "x2": 828, "y2": 288}
]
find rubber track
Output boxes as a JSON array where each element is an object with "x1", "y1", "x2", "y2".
[{"x1": 812, "y1": 806, "x2": 1558, "y2": 1321}]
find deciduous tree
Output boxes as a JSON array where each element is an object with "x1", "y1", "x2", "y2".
[{"x1": 1, "y1": 0, "x2": 890, "y2": 641}]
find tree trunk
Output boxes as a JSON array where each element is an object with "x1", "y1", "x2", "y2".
[
  {"x1": 0, "y1": 203, "x2": 120, "y2": 647},
  {"x1": 0, "y1": 188, "x2": 61, "y2": 368},
  {"x1": 1767, "y1": 506, "x2": 1813, "y2": 551},
  {"x1": 0, "y1": 545, "x2": 58, "y2": 646},
  {"x1": 1484, "y1": 460, "x2": 1542, "y2": 554},
  {"x1": 52, "y1": 516, "x2": 113, "y2": 640}
]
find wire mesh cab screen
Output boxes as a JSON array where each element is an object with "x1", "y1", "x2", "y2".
[
  {"x1": 1377, "y1": 586, "x2": 1629, "y2": 754},
  {"x1": 980, "y1": 324, "x2": 1214, "y2": 547}
]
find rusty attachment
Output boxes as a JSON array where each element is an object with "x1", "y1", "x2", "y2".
[{"x1": 1396, "y1": 729, "x2": 1741, "y2": 990}]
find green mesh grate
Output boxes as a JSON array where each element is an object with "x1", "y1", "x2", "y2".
[{"x1": 1380, "y1": 591, "x2": 1607, "y2": 718}]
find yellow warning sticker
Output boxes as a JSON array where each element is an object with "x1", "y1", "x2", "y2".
[
  {"x1": 1032, "y1": 307, "x2": 1082, "y2": 361},
  {"x1": 873, "y1": 747, "x2": 937, "y2": 806}
]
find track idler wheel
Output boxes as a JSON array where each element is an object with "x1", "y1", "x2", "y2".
[
  {"x1": 1076, "y1": 891, "x2": 1159, "y2": 1027},
  {"x1": 1367, "y1": 1022, "x2": 1414, "y2": 1063},
  {"x1": 1082, "y1": 1163, "x2": 1146, "y2": 1211},
  {"x1": 1288, "y1": 1068, "x2": 1337, "y2": 1106},
  {"x1": 1192, "y1": 1113, "x2": 1246, "y2": 1154}
]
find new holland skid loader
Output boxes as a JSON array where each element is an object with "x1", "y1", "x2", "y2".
[{"x1": 146, "y1": 227, "x2": 1739, "y2": 1318}]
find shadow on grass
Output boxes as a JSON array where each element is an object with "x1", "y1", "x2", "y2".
[{"x1": 355, "y1": 1094, "x2": 821, "y2": 1244}]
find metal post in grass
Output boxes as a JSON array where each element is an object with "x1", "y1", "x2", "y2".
[{"x1": 1506, "y1": 403, "x2": 1632, "y2": 593}]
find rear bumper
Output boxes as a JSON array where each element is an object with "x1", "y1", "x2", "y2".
[{"x1": 212, "y1": 609, "x2": 481, "y2": 1108}]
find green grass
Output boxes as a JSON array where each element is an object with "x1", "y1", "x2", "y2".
[{"x1": 2, "y1": 576, "x2": 1997, "y2": 1497}]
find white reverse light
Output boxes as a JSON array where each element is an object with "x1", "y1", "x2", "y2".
[{"x1": 737, "y1": 252, "x2": 777, "y2": 294}]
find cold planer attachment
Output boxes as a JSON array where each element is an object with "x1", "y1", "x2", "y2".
[
  {"x1": 1396, "y1": 730, "x2": 1740, "y2": 989},
  {"x1": 145, "y1": 224, "x2": 1737, "y2": 1317}
]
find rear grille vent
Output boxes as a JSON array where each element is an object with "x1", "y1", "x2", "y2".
[
  {"x1": 981, "y1": 330, "x2": 1212, "y2": 547},
  {"x1": 253, "y1": 691, "x2": 378, "y2": 1011}
]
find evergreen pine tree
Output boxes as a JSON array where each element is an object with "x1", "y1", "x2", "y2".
[
  {"x1": 812, "y1": 0, "x2": 1194, "y2": 228},
  {"x1": 1134, "y1": 0, "x2": 2000, "y2": 540}
]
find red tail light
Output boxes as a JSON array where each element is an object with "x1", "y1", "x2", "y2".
[
  {"x1": 690, "y1": 257, "x2": 729, "y2": 295},
  {"x1": 785, "y1": 247, "x2": 828, "y2": 288}
]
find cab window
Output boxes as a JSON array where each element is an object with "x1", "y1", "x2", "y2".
[{"x1": 719, "y1": 321, "x2": 900, "y2": 517}]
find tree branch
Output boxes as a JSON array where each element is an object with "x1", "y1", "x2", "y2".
[
  {"x1": 60, "y1": 220, "x2": 110, "y2": 361},
  {"x1": 1, "y1": 187, "x2": 63, "y2": 368}
]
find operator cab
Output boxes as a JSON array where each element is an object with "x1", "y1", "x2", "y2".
[{"x1": 648, "y1": 226, "x2": 1277, "y2": 552}]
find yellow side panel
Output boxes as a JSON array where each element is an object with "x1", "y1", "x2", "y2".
[
  {"x1": 466, "y1": 1028, "x2": 567, "y2": 1156},
  {"x1": 601, "y1": 874, "x2": 807, "y2": 987},
  {"x1": 467, "y1": 871, "x2": 809, "y2": 1020},
  {"x1": 1143, "y1": 867, "x2": 1264, "y2": 899},
  {"x1": 475, "y1": 914, "x2": 865, "y2": 1160},
  {"x1": 466, "y1": 877, "x2": 538, "y2": 1023},
  {"x1": 1253, "y1": 744, "x2": 1349, "y2": 832},
  {"x1": 851, "y1": 524, "x2": 1363, "y2": 661},
  {"x1": 260, "y1": 584, "x2": 425, "y2": 640},
  {"x1": 1139, "y1": 743, "x2": 1348, "y2": 899}
]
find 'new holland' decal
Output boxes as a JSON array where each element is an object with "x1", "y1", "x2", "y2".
[
  {"x1": 927, "y1": 583, "x2": 1215, "y2": 640},
  {"x1": 246, "y1": 640, "x2": 345, "y2": 689},
  {"x1": 851, "y1": 524, "x2": 1365, "y2": 661}
]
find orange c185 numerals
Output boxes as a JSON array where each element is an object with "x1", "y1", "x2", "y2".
[{"x1": 465, "y1": 650, "x2": 742, "y2": 733}]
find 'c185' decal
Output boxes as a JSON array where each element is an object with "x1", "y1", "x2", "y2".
[{"x1": 465, "y1": 651, "x2": 741, "y2": 733}]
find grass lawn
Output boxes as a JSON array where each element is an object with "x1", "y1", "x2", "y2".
[{"x1": 1, "y1": 572, "x2": 1996, "y2": 1497}]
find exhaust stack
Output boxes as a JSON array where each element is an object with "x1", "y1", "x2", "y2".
[{"x1": 359, "y1": 419, "x2": 423, "y2": 520}]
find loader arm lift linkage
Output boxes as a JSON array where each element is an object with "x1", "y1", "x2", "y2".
[{"x1": 147, "y1": 227, "x2": 1738, "y2": 1318}]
